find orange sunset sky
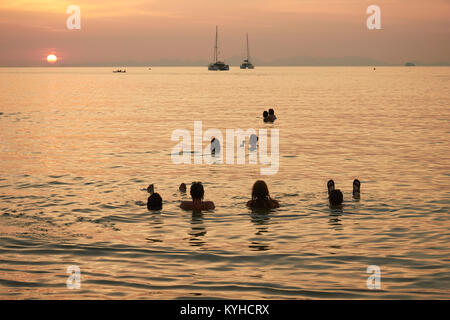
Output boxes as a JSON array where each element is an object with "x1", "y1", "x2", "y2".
[{"x1": 0, "y1": 0, "x2": 449, "y2": 66}]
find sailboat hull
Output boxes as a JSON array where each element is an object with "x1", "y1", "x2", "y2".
[
  {"x1": 240, "y1": 63, "x2": 254, "y2": 69},
  {"x1": 208, "y1": 63, "x2": 229, "y2": 71}
]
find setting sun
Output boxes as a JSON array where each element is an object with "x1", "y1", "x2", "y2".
[{"x1": 46, "y1": 54, "x2": 57, "y2": 63}]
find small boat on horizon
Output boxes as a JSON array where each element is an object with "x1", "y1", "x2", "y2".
[
  {"x1": 240, "y1": 33, "x2": 254, "y2": 69},
  {"x1": 113, "y1": 68, "x2": 126, "y2": 73},
  {"x1": 208, "y1": 26, "x2": 229, "y2": 71}
]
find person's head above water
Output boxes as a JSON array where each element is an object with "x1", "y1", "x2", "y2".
[
  {"x1": 251, "y1": 180, "x2": 270, "y2": 200},
  {"x1": 268, "y1": 108, "x2": 275, "y2": 115},
  {"x1": 147, "y1": 192, "x2": 162, "y2": 210},
  {"x1": 179, "y1": 183, "x2": 187, "y2": 193},
  {"x1": 210, "y1": 137, "x2": 220, "y2": 154},
  {"x1": 263, "y1": 111, "x2": 268, "y2": 118},
  {"x1": 190, "y1": 182, "x2": 205, "y2": 200},
  {"x1": 180, "y1": 181, "x2": 215, "y2": 211},
  {"x1": 147, "y1": 184, "x2": 154, "y2": 194},
  {"x1": 327, "y1": 179, "x2": 335, "y2": 195},
  {"x1": 247, "y1": 180, "x2": 279, "y2": 209},
  {"x1": 353, "y1": 179, "x2": 361, "y2": 197},
  {"x1": 249, "y1": 134, "x2": 258, "y2": 148},
  {"x1": 329, "y1": 189, "x2": 343, "y2": 206}
]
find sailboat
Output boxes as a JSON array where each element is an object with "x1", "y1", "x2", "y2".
[
  {"x1": 240, "y1": 33, "x2": 254, "y2": 69},
  {"x1": 208, "y1": 26, "x2": 229, "y2": 71}
]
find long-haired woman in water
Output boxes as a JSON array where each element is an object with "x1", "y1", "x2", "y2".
[{"x1": 246, "y1": 180, "x2": 279, "y2": 209}]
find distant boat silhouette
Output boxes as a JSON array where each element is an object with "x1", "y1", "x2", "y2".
[
  {"x1": 208, "y1": 26, "x2": 229, "y2": 71},
  {"x1": 240, "y1": 33, "x2": 254, "y2": 69},
  {"x1": 405, "y1": 62, "x2": 416, "y2": 66},
  {"x1": 113, "y1": 68, "x2": 126, "y2": 73}
]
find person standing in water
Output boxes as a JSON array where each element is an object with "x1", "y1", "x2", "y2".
[
  {"x1": 210, "y1": 137, "x2": 221, "y2": 155},
  {"x1": 180, "y1": 182, "x2": 215, "y2": 211},
  {"x1": 353, "y1": 179, "x2": 361, "y2": 198},
  {"x1": 249, "y1": 134, "x2": 258, "y2": 151},
  {"x1": 247, "y1": 180, "x2": 279, "y2": 209}
]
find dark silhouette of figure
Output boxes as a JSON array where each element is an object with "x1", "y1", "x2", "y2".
[
  {"x1": 329, "y1": 189, "x2": 343, "y2": 207},
  {"x1": 267, "y1": 108, "x2": 277, "y2": 121},
  {"x1": 180, "y1": 182, "x2": 215, "y2": 211},
  {"x1": 327, "y1": 179, "x2": 335, "y2": 195},
  {"x1": 247, "y1": 180, "x2": 279, "y2": 209},
  {"x1": 249, "y1": 134, "x2": 258, "y2": 151},
  {"x1": 147, "y1": 193, "x2": 163, "y2": 210},
  {"x1": 353, "y1": 179, "x2": 361, "y2": 199},
  {"x1": 210, "y1": 137, "x2": 221, "y2": 154}
]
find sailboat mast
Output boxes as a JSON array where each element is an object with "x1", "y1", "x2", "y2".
[
  {"x1": 214, "y1": 26, "x2": 218, "y2": 63},
  {"x1": 246, "y1": 33, "x2": 250, "y2": 62}
]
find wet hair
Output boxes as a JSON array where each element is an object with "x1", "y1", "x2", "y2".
[
  {"x1": 268, "y1": 108, "x2": 275, "y2": 115},
  {"x1": 329, "y1": 189, "x2": 343, "y2": 206},
  {"x1": 327, "y1": 179, "x2": 335, "y2": 194},
  {"x1": 251, "y1": 180, "x2": 270, "y2": 201},
  {"x1": 263, "y1": 111, "x2": 268, "y2": 118},
  {"x1": 147, "y1": 193, "x2": 162, "y2": 210},
  {"x1": 353, "y1": 179, "x2": 361, "y2": 193},
  {"x1": 190, "y1": 182, "x2": 205, "y2": 200}
]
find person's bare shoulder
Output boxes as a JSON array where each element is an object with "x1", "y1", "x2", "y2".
[
  {"x1": 270, "y1": 199, "x2": 280, "y2": 209},
  {"x1": 204, "y1": 201, "x2": 215, "y2": 210},
  {"x1": 180, "y1": 201, "x2": 193, "y2": 210},
  {"x1": 246, "y1": 200, "x2": 253, "y2": 207}
]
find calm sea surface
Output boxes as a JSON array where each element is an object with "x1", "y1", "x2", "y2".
[{"x1": 0, "y1": 67, "x2": 449, "y2": 299}]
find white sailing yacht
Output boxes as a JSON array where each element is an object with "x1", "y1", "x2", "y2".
[
  {"x1": 208, "y1": 26, "x2": 229, "y2": 71},
  {"x1": 240, "y1": 33, "x2": 254, "y2": 69}
]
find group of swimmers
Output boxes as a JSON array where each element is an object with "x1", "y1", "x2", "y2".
[
  {"x1": 146, "y1": 179, "x2": 361, "y2": 211},
  {"x1": 146, "y1": 108, "x2": 362, "y2": 211},
  {"x1": 263, "y1": 108, "x2": 277, "y2": 122}
]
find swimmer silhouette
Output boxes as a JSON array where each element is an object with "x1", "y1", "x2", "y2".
[
  {"x1": 146, "y1": 184, "x2": 162, "y2": 210},
  {"x1": 147, "y1": 192, "x2": 163, "y2": 210},
  {"x1": 329, "y1": 189, "x2": 343, "y2": 208},
  {"x1": 247, "y1": 180, "x2": 279, "y2": 209},
  {"x1": 267, "y1": 108, "x2": 277, "y2": 121},
  {"x1": 210, "y1": 137, "x2": 221, "y2": 155},
  {"x1": 353, "y1": 179, "x2": 361, "y2": 199},
  {"x1": 327, "y1": 179, "x2": 335, "y2": 195},
  {"x1": 179, "y1": 182, "x2": 187, "y2": 193},
  {"x1": 180, "y1": 182, "x2": 215, "y2": 211},
  {"x1": 263, "y1": 110, "x2": 269, "y2": 122},
  {"x1": 249, "y1": 134, "x2": 258, "y2": 151}
]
